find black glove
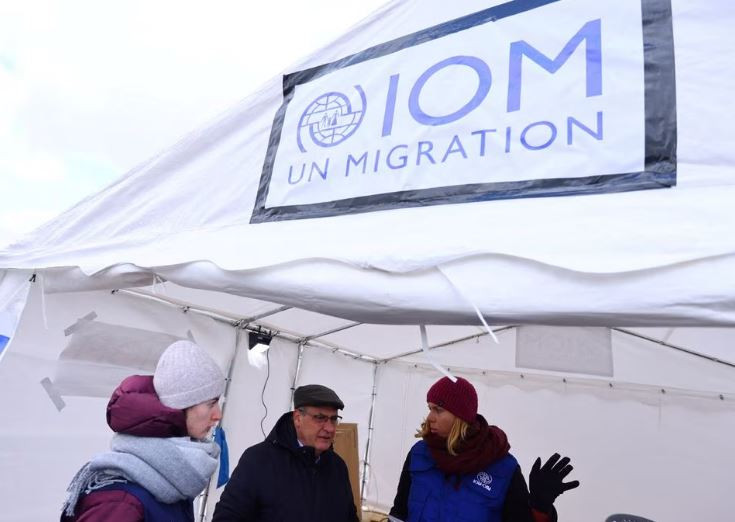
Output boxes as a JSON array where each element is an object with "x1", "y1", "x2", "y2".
[{"x1": 529, "y1": 453, "x2": 580, "y2": 512}]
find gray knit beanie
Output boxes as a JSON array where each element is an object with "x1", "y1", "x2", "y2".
[{"x1": 153, "y1": 340, "x2": 226, "y2": 410}]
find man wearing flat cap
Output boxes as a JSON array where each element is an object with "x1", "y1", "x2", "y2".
[{"x1": 213, "y1": 384, "x2": 359, "y2": 522}]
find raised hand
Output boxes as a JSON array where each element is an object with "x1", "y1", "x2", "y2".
[{"x1": 529, "y1": 453, "x2": 580, "y2": 512}]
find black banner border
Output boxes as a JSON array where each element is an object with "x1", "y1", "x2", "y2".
[{"x1": 250, "y1": 0, "x2": 676, "y2": 223}]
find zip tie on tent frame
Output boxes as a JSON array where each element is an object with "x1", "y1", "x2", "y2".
[{"x1": 396, "y1": 359, "x2": 733, "y2": 403}]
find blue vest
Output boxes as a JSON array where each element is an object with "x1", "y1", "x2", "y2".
[
  {"x1": 407, "y1": 441, "x2": 517, "y2": 522},
  {"x1": 98, "y1": 482, "x2": 195, "y2": 522}
]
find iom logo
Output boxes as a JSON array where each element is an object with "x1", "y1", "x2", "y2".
[
  {"x1": 252, "y1": 0, "x2": 676, "y2": 223},
  {"x1": 473, "y1": 471, "x2": 493, "y2": 492},
  {"x1": 297, "y1": 87, "x2": 366, "y2": 152}
]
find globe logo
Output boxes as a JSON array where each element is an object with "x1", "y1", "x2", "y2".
[
  {"x1": 477, "y1": 472, "x2": 492, "y2": 486},
  {"x1": 297, "y1": 86, "x2": 366, "y2": 152}
]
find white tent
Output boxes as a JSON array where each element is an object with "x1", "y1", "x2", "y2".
[{"x1": 2, "y1": 0, "x2": 735, "y2": 520}]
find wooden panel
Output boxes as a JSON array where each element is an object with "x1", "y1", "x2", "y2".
[{"x1": 334, "y1": 423, "x2": 361, "y2": 516}]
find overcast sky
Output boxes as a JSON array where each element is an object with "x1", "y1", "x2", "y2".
[{"x1": 0, "y1": 0, "x2": 386, "y2": 247}]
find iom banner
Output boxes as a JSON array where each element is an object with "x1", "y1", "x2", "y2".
[{"x1": 251, "y1": 0, "x2": 675, "y2": 223}]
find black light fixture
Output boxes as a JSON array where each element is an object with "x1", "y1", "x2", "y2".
[{"x1": 248, "y1": 328, "x2": 273, "y2": 353}]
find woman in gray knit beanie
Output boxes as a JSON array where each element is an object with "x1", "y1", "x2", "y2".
[
  {"x1": 154, "y1": 340, "x2": 227, "y2": 440},
  {"x1": 61, "y1": 340, "x2": 226, "y2": 522}
]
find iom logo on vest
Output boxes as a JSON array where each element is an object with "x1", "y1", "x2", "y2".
[
  {"x1": 251, "y1": 0, "x2": 675, "y2": 223},
  {"x1": 473, "y1": 471, "x2": 494, "y2": 492}
]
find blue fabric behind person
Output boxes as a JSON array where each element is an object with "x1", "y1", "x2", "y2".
[{"x1": 214, "y1": 426, "x2": 230, "y2": 487}]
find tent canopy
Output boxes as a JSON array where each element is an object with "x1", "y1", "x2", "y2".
[
  {"x1": 0, "y1": 280, "x2": 733, "y2": 522},
  {"x1": 1, "y1": 1, "x2": 734, "y2": 521},
  {"x1": 1, "y1": 0, "x2": 735, "y2": 327}
]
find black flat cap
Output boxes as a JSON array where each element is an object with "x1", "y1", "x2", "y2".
[{"x1": 293, "y1": 384, "x2": 344, "y2": 410}]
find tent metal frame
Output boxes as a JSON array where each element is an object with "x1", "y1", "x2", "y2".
[
  {"x1": 613, "y1": 327, "x2": 735, "y2": 369},
  {"x1": 109, "y1": 287, "x2": 734, "y2": 518}
]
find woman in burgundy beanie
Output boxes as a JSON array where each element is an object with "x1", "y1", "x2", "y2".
[{"x1": 389, "y1": 376, "x2": 579, "y2": 522}]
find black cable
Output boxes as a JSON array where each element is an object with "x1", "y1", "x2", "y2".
[{"x1": 259, "y1": 344, "x2": 271, "y2": 437}]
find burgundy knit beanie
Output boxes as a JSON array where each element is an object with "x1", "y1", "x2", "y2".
[{"x1": 426, "y1": 376, "x2": 478, "y2": 423}]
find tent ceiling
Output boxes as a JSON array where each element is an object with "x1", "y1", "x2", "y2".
[
  {"x1": 127, "y1": 284, "x2": 487, "y2": 360},
  {"x1": 320, "y1": 323, "x2": 485, "y2": 360},
  {"x1": 121, "y1": 283, "x2": 735, "y2": 369}
]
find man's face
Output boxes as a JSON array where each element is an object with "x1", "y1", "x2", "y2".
[{"x1": 293, "y1": 406, "x2": 340, "y2": 456}]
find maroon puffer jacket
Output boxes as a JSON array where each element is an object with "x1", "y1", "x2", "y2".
[
  {"x1": 62, "y1": 375, "x2": 188, "y2": 522},
  {"x1": 106, "y1": 374, "x2": 187, "y2": 437}
]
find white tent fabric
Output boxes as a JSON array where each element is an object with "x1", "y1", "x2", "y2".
[
  {"x1": 0, "y1": 282, "x2": 733, "y2": 522},
  {"x1": 2, "y1": 0, "x2": 735, "y2": 521},
  {"x1": 1, "y1": 0, "x2": 735, "y2": 325}
]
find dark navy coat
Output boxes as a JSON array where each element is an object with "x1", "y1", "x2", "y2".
[{"x1": 212, "y1": 411, "x2": 358, "y2": 522}]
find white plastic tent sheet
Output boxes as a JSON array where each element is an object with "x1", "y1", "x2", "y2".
[
  {"x1": 0, "y1": 282, "x2": 733, "y2": 522},
  {"x1": 1, "y1": 1, "x2": 735, "y2": 520},
  {"x1": 2, "y1": 0, "x2": 735, "y2": 326}
]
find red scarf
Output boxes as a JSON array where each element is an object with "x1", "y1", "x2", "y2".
[{"x1": 423, "y1": 414, "x2": 510, "y2": 477}]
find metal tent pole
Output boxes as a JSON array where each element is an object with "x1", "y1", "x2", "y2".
[
  {"x1": 197, "y1": 325, "x2": 243, "y2": 522},
  {"x1": 360, "y1": 362, "x2": 380, "y2": 504},
  {"x1": 613, "y1": 327, "x2": 735, "y2": 369},
  {"x1": 290, "y1": 342, "x2": 306, "y2": 407},
  {"x1": 382, "y1": 326, "x2": 516, "y2": 362}
]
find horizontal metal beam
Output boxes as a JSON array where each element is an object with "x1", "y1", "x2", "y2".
[
  {"x1": 302, "y1": 321, "x2": 362, "y2": 342},
  {"x1": 613, "y1": 327, "x2": 735, "y2": 369},
  {"x1": 111, "y1": 288, "x2": 380, "y2": 363},
  {"x1": 390, "y1": 359, "x2": 731, "y2": 402},
  {"x1": 382, "y1": 325, "x2": 516, "y2": 362},
  {"x1": 242, "y1": 305, "x2": 291, "y2": 323}
]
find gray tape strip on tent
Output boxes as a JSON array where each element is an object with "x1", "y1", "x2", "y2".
[
  {"x1": 40, "y1": 377, "x2": 66, "y2": 411},
  {"x1": 63, "y1": 311, "x2": 98, "y2": 337}
]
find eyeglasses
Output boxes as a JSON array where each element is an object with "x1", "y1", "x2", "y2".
[{"x1": 298, "y1": 408, "x2": 342, "y2": 426}]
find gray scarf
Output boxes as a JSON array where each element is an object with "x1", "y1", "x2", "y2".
[{"x1": 62, "y1": 434, "x2": 220, "y2": 516}]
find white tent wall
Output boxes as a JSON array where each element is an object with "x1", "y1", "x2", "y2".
[
  {"x1": 0, "y1": 285, "x2": 236, "y2": 522},
  {"x1": 2, "y1": 280, "x2": 733, "y2": 521},
  {"x1": 399, "y1": 328, "x2": 735, "y2": 394},
  {"x1": 0, "y1": 279, "x2": 399, "y2": 521},
  {"x1": 365, "y1": 359, "x2": 735, "y2": 522}
]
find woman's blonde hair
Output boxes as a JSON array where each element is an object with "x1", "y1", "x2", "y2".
[{"x1": 416, "y1": 416, "x2": 470, "y2": 456}]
